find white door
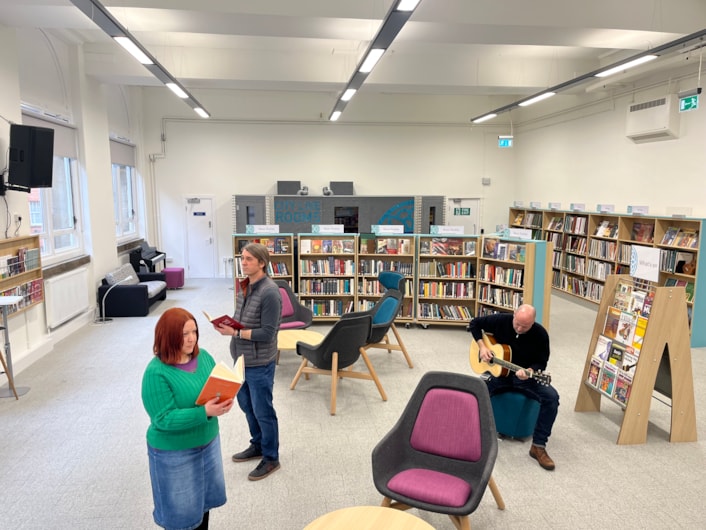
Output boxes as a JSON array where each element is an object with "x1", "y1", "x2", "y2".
[
  {"x1": 446, "y1": 198, "x2": 482, "y2": 235},
  {"x1": 185, "y1": 197, "x2": 216, "y2": 278}
]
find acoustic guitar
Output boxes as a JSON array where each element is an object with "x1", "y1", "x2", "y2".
[{"x1": 469, "y1": 332, "x2": 552, "y2": 386}]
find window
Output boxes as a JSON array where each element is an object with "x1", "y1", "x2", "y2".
[
  {"x1": 30, "y1": 157, "x2": 81, "y2": 258},
  {"x1": 112, "y1": 163, "x2": 137, "y2": 238},
  {"x1": 22, "y1": 114, "x2": 83, "y2": 263},
  {"x1": 110, "y1": 139, "x2": 138, "y2": 241}
]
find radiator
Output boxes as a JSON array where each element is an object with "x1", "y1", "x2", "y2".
[{"x1": 44, "y1": 267, "x2": 90, "y2": 329}]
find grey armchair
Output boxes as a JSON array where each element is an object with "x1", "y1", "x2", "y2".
[
  {"x1": 290, "y1": 314, "x2": 387, "y2": 415},
  {"x1": 372, "y1": 371, "x2": 505, "y2": 529}
]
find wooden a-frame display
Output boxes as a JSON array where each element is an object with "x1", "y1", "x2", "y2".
[{"x1": 574, "y1": 274, "x2": 697, "y2": 445}]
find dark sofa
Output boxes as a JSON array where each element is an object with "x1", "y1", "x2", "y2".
[{"x1": 98, "y1": 263, "x2": 167, "y2": 317}]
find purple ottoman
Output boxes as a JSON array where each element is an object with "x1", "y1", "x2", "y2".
[{"x1": 163, "y1": 267, "x2": 184, "y2": 289}]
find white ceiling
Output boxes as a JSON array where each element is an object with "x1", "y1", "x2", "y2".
[{"x1": 1, "y1": 0, "x2": 705, "y2": 120}]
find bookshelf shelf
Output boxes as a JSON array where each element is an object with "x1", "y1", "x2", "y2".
[
  {"x1": 0, "y1": 235, "x2": 44, "y2": 316},
  {"x1": 297, "y1": 233, "x2": 358, "y2": 321},
  {"x1": 415, "y1": 235, "x2": 479, "y2": 327},
  {"x1": 509, "y1": 207, "x2": 706, "y2": 346},
  {"x1": 232, "y1": 233, "x2": 295, "y2": 295},
  {"x1": 357, "y1": 234, "x2": 415, "y2": 321}
]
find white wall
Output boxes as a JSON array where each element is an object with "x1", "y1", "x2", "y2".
[
  {"x1": 514, "y1": 88, "x2": 706, "y2": 216},
  {"x1": 141, "y1": 89, "x2": 518, "y2": 274}
]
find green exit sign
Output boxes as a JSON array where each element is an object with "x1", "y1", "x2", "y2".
[
  {"x1": 453, "y1": 208, "x2": 471, "y2": 216},
  {"x1": 679, "y1": 95, "x2": 699, "y2": 112}
]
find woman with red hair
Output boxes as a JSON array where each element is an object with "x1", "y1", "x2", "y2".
[{"x1": 142, "y1": 307, "x2": 234, "y2": 530}]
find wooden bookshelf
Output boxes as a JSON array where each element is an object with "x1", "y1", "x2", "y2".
[
  {"x1": 357, "y1": 234, "x2": 415, "y2": 323},
  {"x1": 232, "y1": 233, "x2": 295, "y2": 289},
  {"x1": 297, "y1": 233, "x2": 358, "y2": 321},
  {"x1": 415, "y1": 235, "x2": 479, "y2": 327},
  {"x1": 476, "y1": 236, "x2": 553, "y2": 327},
  {"x1": 0, "y1": 235, "x2": 44, "y2": 315},
  {"x1": 509, "y1": 207, "x2": 706, "y2": 346}
]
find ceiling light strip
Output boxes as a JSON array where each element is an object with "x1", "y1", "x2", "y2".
[
  {"x1": 328, "y1": 0, "x2": 422, "y2": 121},
  {"x1": 70, "y1": 0, "x2": 210, "y2": 118},
  {"x1": 470, "y1": 28, "x2": 706, "y2": 124}
]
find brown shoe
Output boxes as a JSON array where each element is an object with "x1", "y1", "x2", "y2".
[{"x1": 529, "y1": 445, "x2": 555, "y2": 470}]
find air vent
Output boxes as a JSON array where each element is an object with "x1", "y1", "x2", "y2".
[{"x1": 625, "y1": 95, "x2": 679, "y2": 143}]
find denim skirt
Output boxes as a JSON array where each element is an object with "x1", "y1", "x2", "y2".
[{"x1": 148, "y1": 435, "x2": 227, "y2": 530}]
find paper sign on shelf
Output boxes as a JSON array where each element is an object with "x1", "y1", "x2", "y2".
[
  {"x1": 430, "y1": 225, "x2": 465, "y2": 235},
  {"x1": 529, "y1": 201, "x2": 541, "y2": 209},
  {"x1": 508, "y1": 228, "x2": 533, "y2": 240},
  {"x1": 372, "y1": 224, "x2": 405, "y2": 235},
  {"x1": 246, "y1": 224, "x2": 280, "y2": 234},
  {"x1": 630, "y1": 245, "x2": 660, "y2": 282},
  {"x1": 312, "y1": 224, "x2": 344, "y2": 234},
  {"x1": 597, "y1": 204, "x2": 615, "y2": 213},
  {"x1": 548, "y1": 202, "x2": 561, "y2": 210},
  {"x1": 627, "y1": 205, "x2": 649, "y2": 215},
  {"x1": 513, "y1": 201, "x2": 524, "y2": 207},
  {"x1": 569, "y1": 203, "x2": 586, "y2": 212}
]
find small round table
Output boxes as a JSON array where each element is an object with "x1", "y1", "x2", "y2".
[
  {"x1": 304, "y1": 506, "x2": 434, "y2": 530},
  {"x1": 277, "y1": 329, "x2": 324, "y2": 350}
]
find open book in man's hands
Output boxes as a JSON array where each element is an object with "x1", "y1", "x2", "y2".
[
  {"x1": 203, "y1": 310, "x2": 244, "y2": 330},
  {"x1": 195, "y1": 357, "x2": 244, "y2": 405}
]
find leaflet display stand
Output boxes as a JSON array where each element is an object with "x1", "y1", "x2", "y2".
[
  {"x1": 0, "y1": 295, "x2": 28, "y2": 399},
  {"x1": 574, "y1": 274, "x2": 697, "y2": 444}
]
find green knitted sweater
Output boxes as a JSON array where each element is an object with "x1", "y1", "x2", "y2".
[{"x1": 141, "y1": 349, "x2": 219, "y2": 450}]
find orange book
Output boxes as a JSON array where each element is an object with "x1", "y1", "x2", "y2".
[
  {"x1": 203, "y1": 310, "x2": 244, "y2": 330},
  {"x1": 195, "y1": 358, "x2": 244, "y2": 405}
]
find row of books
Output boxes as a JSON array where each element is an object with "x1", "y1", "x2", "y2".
[
  {"x1": 299, "y1": 278, "x2": 354, "y2": 295},
  {"x1": 659, "y1": 249, "x2": 695, "y2": 275},
  {"x1": 371, "y1": 238, "x2": 413, "y2": 255},
  {"x1": 236, "y1": 237, "x2": 290, "y2": 254},
  {"x1": 417, "y1": 280, "x2": 475, "y2": 299},
  {"x1": 511, "y1": 211, "x2": 542, "y2": 228},
  {"x1": 300, "y1": 239, "x2": 355, "y2": 254},
  {"x1": 417, "y1": 261, "x2": 475, "y2": 279},
  {"x1": 358, "y1": 278, "x2": 413, "y2": 296},
  {"x1": 417, "y1": 302, "x2": 473, "y2": 321},
  {"x1": 478, "y1": 285, "x2": 523, "y2": 309},
  {"x1": 0, "y1": 247, "x2": 41, "y2": 278},
  {"x1": 302, "y1": 299, "x2": 354, "y2": 317},
  {"x1": 358, "y1": 260, "x2": 414, "y2": 276},
  {"x1": 546, "y1": 216, "x2": 564, "y2": 231},
  {"x1": 563, "y1": 235, "x2": 587, "y2": 254},
  {"x1": 298, "y1": 258, "x2": 356, "y2": 276},
  {"x1": 562, "y1": 253, "x2": 586, "y2": 274},
  {"x1": 586, "y1": 259, "x2": 613, "y2": 281},
  {"x1": 660, "y1": 226, "x2": 699, "y2": 248},
  {"x1": 603, "y1": 307, "x2": 648, "y2": 349},
  {"x1": 266, "y1": 262, "x2": 289, "y2": 276},
  {"x1": 593, "y1": 219, "x2": 619, "y2": 238},
  {"x1": 478, "y1": 264, "x2": 523, "y2": 288},
  {"x1": 612, "y1": 282, "x2": 654, "y2": 317},
  {"x1": 588, "y1": 239, "x2": 618, "y2": 261},
  {"x1": 356, "y1": 299, "x2": 412, "y2": 318},
  {"x1": 2, "y1": 278, "x2": 44, "y2": 313},
  {"x1": 418, "y1": 238, "x2": 477, "y2": 256},
  {"x1": 482, "y1": 240, "x2": 526, "y2": 262},
  {"x1": 564, "y1": 215, "x2": 588, "y2": 235}
]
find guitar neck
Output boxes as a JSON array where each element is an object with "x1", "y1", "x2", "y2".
[{"x1": 492, "y1": 356, "x2": 525, "y2": 374}]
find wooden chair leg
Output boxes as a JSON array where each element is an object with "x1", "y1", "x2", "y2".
[
  {"x1": 359, "y1": 348, "x2": 387, "y2": 401},
  {"x1": 449, "y1": 515, "x2": 470, "y2": 530},
  {"x1": 488, "y1": 475, "x2": 505, "y2": 510},
  {"x1": 290, "y1": 357, "x2": 308, "y2": 390},
  {"x1": 0, "y1": 349, "x2": 18, "y2": 400},
  {"x1": 391, "y1": 323, "x2": 413, "y2": 368},
  {"x1": 330, "y1": 352, "x2": 339, "y2": 415}
]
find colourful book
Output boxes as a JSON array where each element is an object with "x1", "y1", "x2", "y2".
[{"x1": 195, "y1": 358, "x2": 244, "y2": 405}]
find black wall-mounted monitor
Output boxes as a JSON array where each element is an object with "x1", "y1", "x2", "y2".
[{"x1": 7, "y1": 123, "x2": 55, "y2": 191}]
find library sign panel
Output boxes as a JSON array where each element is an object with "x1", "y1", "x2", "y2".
[{"x1": 274, "y1": 200, "x2": 322, "y2": 224}]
